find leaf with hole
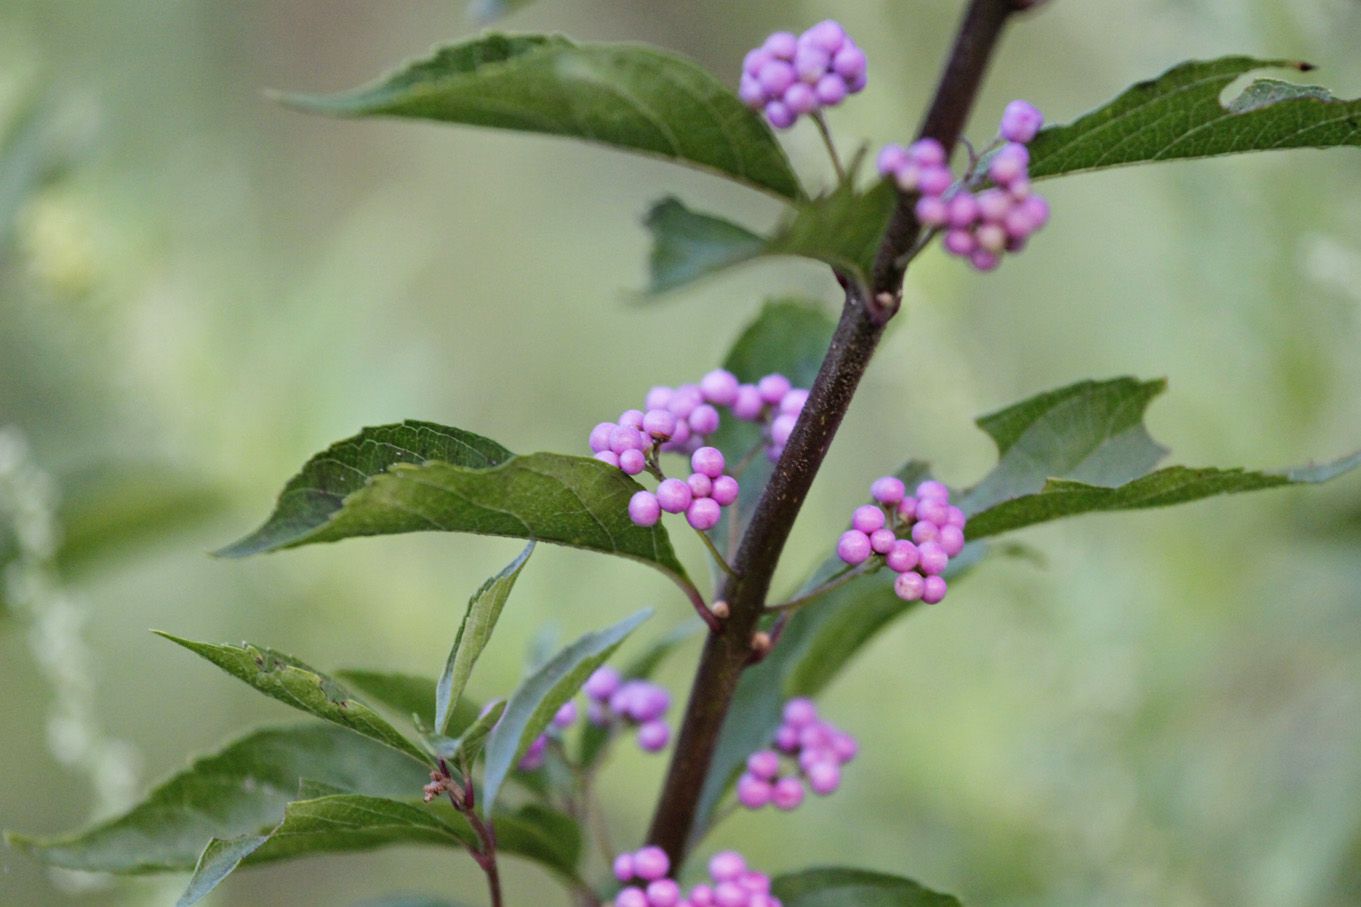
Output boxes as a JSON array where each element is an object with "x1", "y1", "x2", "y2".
[{"x1": 279, "y1": 34, "x2": 801, "y2": 200}]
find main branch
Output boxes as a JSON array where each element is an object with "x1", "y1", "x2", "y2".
[{"x1": 645, "y1": 0, "x2": 1035, "y2": 865}]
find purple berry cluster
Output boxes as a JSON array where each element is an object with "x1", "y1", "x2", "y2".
[
  {"x1": 739, "y1": 20, "x2": 867, "y2": 130},
  {"x1": 593, "y1": 369, "x2": 811, "y2": 529},
  {"x1": 612, "y1": 848, "x2": 782, "y2": 907},
  {"x1": 517, "y1": 699, "x2": 579, "y2": 771},
  {"x1": 836, "y1": 477, "x2": 966, "y2": 605},
  {"x1": 876, "y1": 100, "x2": 1050, "y2": 271},
  {"x1": 736, "y1": 697, "x2": 857, "y2": 811},
  {"x1": 584, "y1": 666, "x2": 672, "y2": 753}
]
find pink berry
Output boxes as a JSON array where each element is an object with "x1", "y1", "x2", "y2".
[
  {"x1": 917, "y1": 165, "x2": 953, "y2": 197},
  {"x1": 691, "y1": 446, "x2": 726, "y2": 478},
  {"x1": 885, "y1": 539, "x2": 920, "y2": 573},
  {"x1": 911, "y1": 520, "x2": 939, "y2": 544},
  {"x1": 585, "y1": 666, "x2": 619, "y2": 701},
  {"x1": 687, "y1": 497, "x2": 722, "y2": 531},
  {"x1": 783, "y1": 697, "x2": 817, "y2": 727},
  {"x1": 711, "y1": 475, "x2": 740, "y2": 506},
  {"x1": 918, "y1": 540, "x2": 949, "y2": 575},
  {"x1": 870, "y1": 528, "x2": 896, "y2": 554},
  {"x1": 743, "y1": 48, "x2": 772, "y2": 78},
  {"x1": 589, "y1": 422, "x2": 616, "y2": 453},
  {"x1": 619, "y1": 409, "x2": 645, "y2": 430},
  {"x1": 851, "y1": 504, "x2": 886, "y2": 534},
  {"x1": 803, "y1": 19, "x2": 846, "y2": 54},
  {"x1": 700, "y1": 369, "x2": 739, "y2": 406},
  {"x1": 916, "y1": 480, "x2": 949, "y2": 501},
  {"x1": 648, "y1": 879, "x2": 681, "y2": 907},
  {"x1": 947, "y1": 190, "x2": 980, "y2": 228},
  {"x1": 988, "y1": 142, "x2": 1029, "y2": 186},
  {"x1": 690, "y1": 884, "x2": 715, "y2": 907},
  {"x1": 938, "y1": 524, "x2": 966, "y2": 556},
  {"x1": 870, "y1": 476, "x2": 906, "y2": 505},
  {"x1": 836, "y1": 529, "x2": 872, "y2": 565},
  {"x1": 806, "y1": 760, "x2": 841, "y2": 795},
  {"x1": 656, "y1": 478, "x2": 693, "y2": 514},
  {"x1": 765, "y1": 100, "x2": 795, "y2": 129},
  {"x1": 922, "y1": 575, "x2": 948, "y2": 604},
  {"x1": 610, "y1": 426, "x2": 644, "y2": 454},
  {"x1": 629, "y1": 684, "x2": 670, "y2": 722},
  {"x1": 737, "y1": 772, "x2": 772, "y2": 809},
  {"x1": 784, "y1": 81, "x2": 817, "y2": 114},
  {"x1": 709, "y1": 851, "x2": 747, "y2": 882},
  {"x1": 637, "y1": 720, "x2": 670, "y2": 752},
  {"x1": 740, "y1": 76, "x2": 766, "y2": 109},
  {"x1": 831, "y1": 731, "x2": 858, "y2": 762},
  {"x1": 667, "y1": 385, "x2": 702, "y2": 419},
  {"x1": 977, "y1": 188, "x2": 1012, "y2": 222},
  {"x1": 757, "y1": 60, "x2": 795, "y2": 95},
  {"x1": 917, "y1": 499, "x2": 950, "y2": 526},
  {"x1": 769, "y1": 412, "x2": 797, "y2": 447},
  {"x1": 747, "y1": 749, "x2": 781, "y2": 779},
  {"x1": 714, "y1": 882, "x2": 747, "y2": 907},
  {"x1": 687, "y1": 472, "x2": 713, "y2": 499},
  {"x1": 740, "y1": 871, "x2": 771, "y2": 894},
  {"x1": 976, "y1": 222, "x2": 1007, "y2": 254},
  {"x1": 643, "y1": 408, "x2": 677, "y2": 440},
  {"x1": 613, "y1": 852, "x2": 636, "y2": 882},
  {"x1": 798, "y1": 722, "x2": 831, "y2": 750},
  {"x1": 645, "y1": 386, "x2": 673, "y2": 410},
  {"x1": 634, "y1": 846, "x2": 670, "y2": 882},
  {"x1": 897, "y1": 496, "x2": 918, "y2": 520},
  {"x1": 774, "y1": 724, "x2": 799, "y2": 752},
  {"x1": 832, "y1": 45, "x2": 867, "y2": 81},
  {"x1": 970, "y1": 249, "x2": 1001, "y2": 271},
  {"x1": 1000, "y1": 99, "x2": 1044, "y2": 144},
  {"x1": 946, "y1": 505, "x2": 966, "y2": 527},
  {"x1": 618, "y1": 448, "x2": 646, "y2": 475},
  {"x1": 732, "y1": 384, "x2": 764, "y2": 421},
  {"x1": 552, "y1": 700, "x2": 577, "y2": 729},
  {"x1": 909, "y1": 138, "x2": 946, "y2": 167},
  {"x1": 794, "y1": 45, "x2": 831, "y2": 84},
  {"x1": 814, "y1": 73, "x2": 848, "y2": 106},
  {"x1": 1021, "y1": 195, "x2": 1050, "y2": 229},
  {"x1": 893, "y1": 161, "x2": 922, "y2": 192},
  {"x1": 915, "y1": 195, "x2": 949, "y2": 227},
  {"x1": 763, "y1": 31, "x2": 798, "y2": 59},
  {"x1": 758, "y1": 373, "x2": 792, "y2": 405},
  {"x1": 894, "y1": 571, "x2": 925, "y2": 601},
  {"x1": 771, "y1": 776, "x2": 805, "y2": 811},
  {"x1": 877, "y1": 143, "x2": 909, "y2": 176},
  {"x1": 689, "y1": 404, "x2": 721, "y2": 436},
  {"x1": 779, "y1": 388, "x2": 809, "y2": 414},
  {"x1": 629, "y1": 491, "x2": 660, "y2": 527},
  {"x1": 944, "y1": 229, "x2": 977, "y2": 256},
  {"x1": 595, "y1": 450, "x2": 620, "y2": 468}
]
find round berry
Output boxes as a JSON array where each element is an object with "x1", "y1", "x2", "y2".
[
  {"x1": 922, "y1": 574, "x2": 948, "y2": 604},
  {"x1": 836, "y1": 529, "x2": 872, "y2": 565},
  {"x1": 877, "y1": 143, "x2": 909, "y2": 177},
  {"x1": 747, "y1": 749, "x2": 781, "y2": 779},
  {"x1": 885, "y1": 539, "x2": 920, "y2": 573},
  {"x1": 618, "y1": 448, "x2": 646, "y2": 475},
  {"x1": 764, "y1": 100, "x2": 795, "y2": 129},
  {"x1": 780, "y1": 388, "x2": 810, "y2": 414},
  {"x1": 803, "y1": 19, "x2": 846, "y2": 54},
  {"x1": 977, "y1": 188, "x2": 1012, "y2": 222},
  {"x1": 1021, "y1": 194, "x2": 1050, "y2": 229},
  {"x1": 643, "y1": 408, "x2": 677, "y2": 440},
  {"x1": 970, "y1": 249, "x2": 1001, "y2": 271},
  {"x1": 690, "y1": 884, "x2": 716, "y2": 907},
  {"x1": 909, "y1": 138, "x2": 946, "y2": 167},
  {"x1": 615, "y1": 888, "x2": 647, "y2": 907},
  {"x1": 831, "y1": 731, "x2": 859, "y2": 762},
  {"x1": 689, "y1": 404, "x2": 721, "y2": 436},
  {"x1": 774, "y1": 723, "x2": 800, "y2": 752},
  {"x1": 610, "y1": 426, "x2": 644, "y2": 454},
  {"x1": 714, "y1": 882, "x2": 748, "y2": 907},
  {"x1": 945, "y1": 505, "x2": 966, "y2": 527},
  {"x1": 700, "y1": 369, "x2": 740, "y2": 406},
  {"x1": 711, "y1": 475, "x2": 740, "y2": 507},
  {"x1": 740, "y1": 871, "x2": 771, "y2": 894},
  {"x1": 732, "y1": 384, "x2": 764, "y2": 421},
  {"x1": 917, "y1": 165, "x2": 953, "y2": 197},
  {"x1": 851, "y1": 504, "x2": 886, "y2": 534},
  {"x1": 870, "y1": 476, "x2": 905, "y2": 505},
  {"x1": 869, "y1": 528, "x2": 897, "y2": 554},
  {"x1": 687, "y1": 497, "x2": 722, "y2": 531},
  {"x1": 595, "y1": 450, "x2": 620, "y2": 468},
  {"x1": 757, "y1": 59, "x2": 796, "y2": 95},
  {"x1": 687, "y1": 472, "x2": 713, "y2": 499},
  {"x1": 916, "y1": 480, "x2": 950, "y2": 501},
  {"x1": 938, "y1": 524, "x2": 966, "y2": 557},
  {"x1": 798, "y1": 722, "x2": 831, "y2": 751},
  {"x1": 917, "y1": 499, "x2": 950, "y2": 526},
  {"x1": 894, "y1": 570, "x2": 925, "y2": 601},
  {"x1": 633, "y1": 846, "x2": 670, "y2": 882},
  {"x1": 737, "y1": 772, "x2": 772, "y2": 809},
  {"x1": 691, "y1": 446, "x2": 726, "y2": 479},
  {"x1": 815, "y1": 73, "x2": 848, "y2": 106},
  {"x1": 763, "y1": 31, "x2": 798, "y2": 59},
  {"x1": 656, "y1": 478, "x2": 693, "y2": 514},
  {"x1": 589, "y1": 422, "x2": 616, "y2": 453},
  {"x1": 833, "y1": 45, "x2": 867, "y2": 81},
  {"x1": 637, "y1": 719, "x2": 670, "y2": 752},
  {"x1": 794, "y1": 45, "x2": 831, "y2": 84},
  {"x1": 645, "y1": 386, "x2": 673, "y2": 410},
  {"x1": 944, "y1": 229, "x2": 977, "y2": 256},
  {"x1": 918, "y1": 540, "x2": 949, "y2": 575},
  {"x1": 647, "y1": 879, "x2": 681, "y2": 907},
  {"x1": 585, "y1": 666, "x2": 620, "y2": 701},
  {"x1": 897, "y1": 496, "x2": 918, "y2": 520},
  {"x1": 613, "y1": 851, "x2": 636, "y2": 882},
  {"x1": 629, "y1": 684, "x2": 670, "y2": 722},
  {"x1": 988, "y1": 142, "x2": 1029, "y2": 186},
  {"x1": 629, "y1": 491, "x2": 661, "y2": 527},
  {"x1": 739, "y1": 74, "x2": 766, "y2": 109},
  {"x1": 783, "y1": 697, "x2": 817, "y2": 727},
  {"x1": 667, "y1": 385, "x2": 703, "y2": 419},
  {"x1": 552, "y1": 700, "x2": 577, "y2": 730},
  {"x1": 1000, "y1": 99, "x2": 1044, "y2": 144},
  {"x1": 771, "y1": 776, "x2": 805, "y2": 811},
  {"x1": 806, "y1": 759, "x2": 841, "y2": 795},
  {"x1": 911, "y1": 520, "x2": 939, "y2": 544},
  {"x1": 709, "y1": 851, "x2": 747, "y2": 882},
  {"x1": 770, "y1": 412, "x2": 797, "y2": 447},
  {"x1": 893, "y1": 161, "x2": 922, "y2": 192},
  {"x1": 915, "y1": 195, "x2": 949, "y2": 227},
  {"x1": 758, "y1": 373, "x2": 792, "y2": 405},
  {"x1": 976, "y1": 222, "x2": 1007, "y2": 254},
  {"x1": 618, "y1": 409, "x2": 645, "y2": 430}
]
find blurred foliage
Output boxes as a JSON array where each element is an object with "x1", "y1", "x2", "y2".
[{"x1": 1, "y1": 2, "x2": 1360, "y2": 906}]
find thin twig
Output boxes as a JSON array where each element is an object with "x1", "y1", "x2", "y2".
[
  {"x1": 811, "y1": 111, "x2": 846, "y2": 183},
  {"x1": 764, "y1": 562, "x2": 877, "y2": 614},
  {"x1": 694, "y1": 526, "x2": 737, "y2": 578}
]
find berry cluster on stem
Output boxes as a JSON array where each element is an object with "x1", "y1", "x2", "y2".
[
  {"x1": 611, "y1": 847, "x2": 781, "y2": 907},
  {"x1": 584, "y1": 666, "x2": 672, "y2": 753},
  {"x1": 739, "y1": 20, "x2": 867, "y2": 130},
  {"x1": 836, "y1": 477, "x2": 966, "y2": 604},
  {"x1": 736, "y1": 697, "x2": 857, "y2": 811},
  {"x1": 877, "y1": 99, "x2": 1050, "y2": 271}
]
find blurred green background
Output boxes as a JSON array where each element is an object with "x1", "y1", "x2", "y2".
[{"x1": 3, "y1": 1, "x2": 1360, "y2": 905}]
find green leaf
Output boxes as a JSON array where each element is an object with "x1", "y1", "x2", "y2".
[
  {"x1": 334, "y1": 669, "x2": 479, "y2": 736},
  {"x1": 155, "y1": 634, "x2": 430, "y2": 765},
  {"x1": 773, "y1": 867, "x2": 962, "y2": 907},
  {"x1": 437, "y1": 543, "x2": 534, "y2": 734},
  {"x1": 493, "y1": 802, "x2": 583, "y2": 881},
  {"x1": 177, "y1": 835, "x2": 267, "y2": 906},
  {"x1": 643, "y1": 182, "x2": 894, "y2": 295},
  {"x1": 217, "y1": 421, "x2": 691, "y2": 590},
  {"x1": 6, "y1": 725, "x2": 430, "y2": 873},
  {"x1": 249, "y1": 794, "x2": 466, "y2": 862},
  {"x1": 481, "y1": 608, "x2": 651, "y2": 816},
  {"x1": 1029, "y1": 57, "x2": 1361, "y2": 180},
  {"x1": 958, "y1": 377, "x2": 1361, "y2": 538},
  {"x1": 966, "y1": 452, "x2": 1361, "y2": 539},
  {"x1": 958, "y1": 378, "x2": 1169, "y2": 516},
  {"x1": 279, "y1": 34, "x2": 801, "y2": 200}
]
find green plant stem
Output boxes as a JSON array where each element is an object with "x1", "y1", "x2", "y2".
[
  {"x1": 811, "y1": 111, "x2": 846, "y2": 183},
  {"x1": 693, "y1": 527, "x2": 737, "y2": 578},
  {"x1": 645, "y1": 0, "x2": 1036, "y2": 866},
  {"x1": 764, "y1": 562, "x2": 877, "y2": 614}
]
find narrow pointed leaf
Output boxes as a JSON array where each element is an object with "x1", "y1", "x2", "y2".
[
  {"x1": 643, "y1": 182, "x2": 894, "y2": 295},
  {"x1": 6, "y1": 725, "x2": 429, "y2": 873},
  {"x1": 481, "y1": 608, "x2": 651, "y2": 816},
  {"x1": 176, "y1": 835, "x2": 268, "y2": 906},
  {"x1": 437, "y1": 543, "x2": 534, "y2": 733},
  {"x1": 217, "y1": 422, "x2": 691, "y2": 589},
  {"x1": 248, "y1": 794, "x2": 467, "y2": 863},
  {"x1": 429, "y1": 699, "x2": 505, "y2": 764},
  {"x1": 958, "y1": 377, "x2": 1169, "y2": 516},
  {"x1": 493, "y1": 802, "x2": 583, "y2": 881},
  {"x1": 155, "y1": 634, "x2": 430, "y2": 765},
  {"x1": 335, "y1": 669, "x2": 481, "y2": 737},
  {"x1": 773, "y1": 867, "x2": 963, "y2": 906},
  {"x1": 1030, "y1": 57, "x2": 1361, "y2": 180},
  {"x1": 967, "y1": 451, "x2": 1361, "y2": 539},
  {"x1": 279, "y1": 34, "x2": 801, "y2": 200}
]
